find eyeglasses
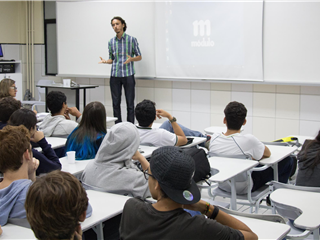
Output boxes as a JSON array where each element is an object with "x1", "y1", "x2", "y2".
[
  {"x1": 143, "y1": 168, "x2": 154, "y2": 180},
  {"x1": 10, "y1": 86, "x2": 17, "y2": 90}
]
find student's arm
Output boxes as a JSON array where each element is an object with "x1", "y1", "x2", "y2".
[
  {"x1": 132, "y1": 150, "x2": 149, "y2": 171},
  {"x1": 156, "y1": 109, "x2": 188, "y2": 146},
  {"x1": 28, "y1": 157, "x2": 40, "y2": 182},
  {"x1": 262, "y1": 145, "x2": 271, "y2": 158},
  {"x1": 31, "y1": 131, "x2": 61, "y2": 174},
  {"x1": 184, "y1": 200, "x2": 258, "y2": 240},
  {"x1": 67, "y1": 107, "x2": 82, "y2": 119}
]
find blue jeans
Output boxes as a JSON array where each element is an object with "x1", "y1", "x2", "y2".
[
  {"x1": 160, "y1": 120, "x2": 206, "y2": 146},
  {"x1": 110, "y1": 75, "x2": 135, "y2": 124}
]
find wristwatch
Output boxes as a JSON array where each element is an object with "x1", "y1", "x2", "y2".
[{"x1": 169, "y1": 117, "x2": 177, "y2": 123}]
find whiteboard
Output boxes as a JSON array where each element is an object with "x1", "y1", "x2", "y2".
[{"x1": 56, "y1": 1, "x2": 155, "y2": 78}]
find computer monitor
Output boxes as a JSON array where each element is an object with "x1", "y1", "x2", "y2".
[{"x1": 0, "y1": 44, "x2": 3, "y2": 57}]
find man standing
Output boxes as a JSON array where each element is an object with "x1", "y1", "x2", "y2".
[{"x1": 100, "y1": 16, "x2": 142, "y2": 124}]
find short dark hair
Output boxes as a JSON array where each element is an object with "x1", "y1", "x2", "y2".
[
  {"x1": 0, "y1": 97, "x2": 21, "y2": 123},
  {"x1": 25, "y1": 170, "x2": 88, "y2": 240},
  {"x1": 224, "y1": 101, "x2": 247, "y2": 130},
  {"x1": 135, "y1": 99, "x2": 156, "y2": 127},
  {"x1": 0, "y1": 125, "x2": 31, "y2": 173},
  {"x1": 111, "y1": 16, "x2": 127, "y2": 32},
  {"x1": 46, "y1": 91, "x2": 67, "y2": 115},
  {"x1": 8, "y1": 108, "x2": 37, "y2": 131}
]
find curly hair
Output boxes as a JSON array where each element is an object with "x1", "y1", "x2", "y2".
[
  {"x1": 135, "y1": 99, "x2": 156, "y2": 127},
  {"x1": 0, "y1": 97, "x2": 21, "y2": 123},
  {"x1": 111, "y1": 16, "x2": 127, "y2": 32},
  {"x1": 0, "y1": 78, "x2": 15, "y2": 98},
  {"x1": 0, "y1": 125, "x2": 31, "y2": 173},
  {"x1": 224, "y1": 101, "x2": 247, "y2": 130},
  {"x1": 46, "y1": 91, "x2": 67, "y2": 115},
  {"x1": 25, "y1": 170, "x2": 88, "y2": 240}
]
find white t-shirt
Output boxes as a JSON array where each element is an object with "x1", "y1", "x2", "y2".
[
  {"x1": 208, "y1": 132, "x2": 265, "y2": 160},
  {"x1": 208, "y1": 132, "x2": 266, "y2": 194},
  {"x1": 136, "y1": 126, "x2": 177, "y2": 147}
]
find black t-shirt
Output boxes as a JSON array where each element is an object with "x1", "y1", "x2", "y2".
[{"x1": 120, "y1": 198, "x2": 244, "y2": 240}]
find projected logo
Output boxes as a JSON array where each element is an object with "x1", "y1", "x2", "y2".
[{"x1": 191, "y1": 20, "x2": 214, "y2": 47}]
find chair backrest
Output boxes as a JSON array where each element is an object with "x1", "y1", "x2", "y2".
[
  {"x1": 36, "y1": 80, "x2": 55, "y2": 101},
  {"x1": 268, "y1": 181, "x2": 320, "y2": 220}
]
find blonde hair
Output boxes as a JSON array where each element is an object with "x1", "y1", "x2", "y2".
[{"x1": 0, "y1": 78, "x2": 15, "y2": 98}]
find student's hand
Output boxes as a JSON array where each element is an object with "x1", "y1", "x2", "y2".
[
  {"x1": 132, "y1": 150, "x2": 143, "y2": 161},
  {"x1": 124, "y1": 55, "x2": 132, "y2": 64},
  {"x1": 67, "y1": 107, "x2": 82, "y2": 118},
  {"x1": 156, "y1": 109, "x2": 172, "y2": 120},
  {"x1": 64, "y1": 109, "x2": 71, "y2": 120},
  {"x1": 74, "y1": 224, "x2": 83, "y2": 240},
  {"x1": 0, "y1": 225, "x2": 2, "y2": 236},
  {"x1": 28, "y1": 157, "x2": 40, "y2": 181},
  {"x1": 30, "y1": 130, "x2": 44, "y2": 143},
  {"x1": 33, "y1": 109, "x2": 38, "y2": 114}
]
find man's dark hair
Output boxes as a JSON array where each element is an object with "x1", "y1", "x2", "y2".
[
  {"x1": 0, "y1": 97, "x2": 21, "y2": 123},
  {"x1": 46, "y1": 91, "x2": 67, "y2": 115},
  {"x1": 8, "y1": 108, "x2": 37, "y2": 131},
  {"x1": 111, "y1": 16, "x2": 127, "y2": 32},
  {"x1": 224, "y1": 101, "x2": 247, "y2": 130},
  {"x1": 135, "y1": 99, "x2": 156, "y2": 127}
]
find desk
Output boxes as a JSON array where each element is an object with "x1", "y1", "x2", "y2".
[
  {"x1": 208, "y1": 157, "x2": 258, "y2": 210},
  {"x1": 139, "y1": 145, "x2": 159, "y2": 158},
  {"x1": 260, "y1": 145, "x2": 297, "y2": 181},
  {"x1": 204, "y1": 126, "x2": 244, "y2": 135},
  {"x1": 270, "y1": 189, "x2": 320, "y2": 231},
  {"x1": 82, "y1": 190, "x2": 130, "y2": 240},
  {"x1": 36, "y1": 83, "x2": 99, "y2": 112},
  {"x1": 1, "y1": 224, "x2": 36, "y2": 240},
  {"x1": 180, "y1": 136, "x2": 207, "y2": 148},
  {"x1": 60, "y1": 156, "x2": 92, "y2": 178},
  {"x1": 107, "y1": 116, "x2": 118, "y2": 123},
  {"x1": 231, "y1": 214, "x2": 290, "y2": 240},
  {"x1": 34, "y1": 137, "x2": 67, "y2": 152}
]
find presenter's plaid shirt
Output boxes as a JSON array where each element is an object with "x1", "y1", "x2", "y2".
[{"x1": 108, "y1": 33, "x2": 141, "y2": 77}]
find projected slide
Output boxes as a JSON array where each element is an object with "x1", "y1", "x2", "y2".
[{"x1": 155, "y1": 1, "x2": 263, "y2": 81}]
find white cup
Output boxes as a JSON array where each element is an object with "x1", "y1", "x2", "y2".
[
  {"x1": 67, "y1": 151, "x2": 76, "y2": 164},
  {"x1": 63, "y1": 79, "x2": 71, "y2": 87}
]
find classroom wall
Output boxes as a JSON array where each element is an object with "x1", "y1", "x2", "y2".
[{"x1": 2, "y1": 43, "x2": 320, "y2": 141}]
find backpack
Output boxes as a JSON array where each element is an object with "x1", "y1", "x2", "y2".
[{"x1": 181, "y1": 148, "x2": 211, "y2": 183}]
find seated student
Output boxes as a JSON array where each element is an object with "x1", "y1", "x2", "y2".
[
  {"x1": 25, "y1": 171, "x2": 89, "y2": 240},
  {"x1": 120, "y1": 146, "x2": 258, "y2": 240},
  {"x1": 38, "y1": 91, "x2": 82, "y2": 138},
  {"x1": 0, "y1": 125, "x2": 39, "y2": 226},
  {"x1": 8, "y1": 109, "x2": 61, "y2": 175},
  {"x1": 81, "y1": 122, "x2": 150, "y2": 198},
  {"x1": 296, "y1": 130, "x2": 320, "y2": 187},
  {"x1": 135, "y1": 99, "x2": 208, "y2": 147},
  {"x1": 209, "y1": 101, "x2": 293, "y2": 193},
  {"x1": 65, "y1": 101, "x2": 107, "y2": 160},
  {"x1": 0, "y1": 78, "x2": 17, "y2": 98},
  {"x1": 0, "y1": 96, "x2": 21, "y2": 129}
]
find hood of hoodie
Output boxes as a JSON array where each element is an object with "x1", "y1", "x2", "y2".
[
  {"x1": 95, "y1": 122, "x2": 140, "y2": 165},
  {"x1": 0, "y1": 179, "x2": 32, "y2": 226},
  {"x1": 37, "y1": 114, "x2": 65, "y2": 137}
]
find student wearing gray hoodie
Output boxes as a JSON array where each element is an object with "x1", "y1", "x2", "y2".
[{"x1": 81, "y1": 122, "x2": 150, "y2": 199}]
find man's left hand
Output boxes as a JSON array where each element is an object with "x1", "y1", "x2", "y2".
[{"x1": 124, "y1": 55, "x2": 132, "y2": 64}]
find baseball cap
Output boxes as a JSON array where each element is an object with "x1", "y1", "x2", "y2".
[{"x1": 150, "y1": 146, "x2": 200, "y2": 204}]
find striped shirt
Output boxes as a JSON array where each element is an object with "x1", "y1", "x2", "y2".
[{"x1": 108, "y1": 33, "x2": 141, "y2": 77}]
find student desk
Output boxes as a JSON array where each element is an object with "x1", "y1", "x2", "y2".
[
  {"x1": 1, "y1": 224, "x2": 36, "y2": 239},
  {"x1": 60, "y1": 156, "x2": 92, "y2": 178},
  {"x1": 259, "y1": 145, "x2": 297, "y2": 181},
  {"x1": 231, "y1": 214, "x2": 290, "y2": 240},
  {"x1": 82, "y1": 190, "x2": 130, "y2": 240},
  {"x1": 270, "y1": 188, "x2": 320, "y2": 239},
  {"x1": 34, "y1": 137, "x2": 67, "y2": 152},
  {"x1": 107, "y1": 116, "x2": 118, "y2": 123},
  {"x1": 180, "y1": 136, "x2": 207, "y2": 148},
  {"x1": 139, "y1": 145, "x2": 159, "y2": 158},
  {"x1": 36, "y1": 83, "x2": 99, "y2": 112},
  {"x1": 204, "y1": 126, "x2": 227, "y2": 135},
  {"x1": 208, "y1": 157, "x2": 259, "y2": 210}
]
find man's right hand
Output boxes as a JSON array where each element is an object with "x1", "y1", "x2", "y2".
[{"x1": 156, "y1": 109, "x2": 172, "y2": 120}]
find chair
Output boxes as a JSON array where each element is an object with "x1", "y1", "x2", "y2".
[
  {"x1": 208, "y1": 154, "x2": 271, "y2": 214},
  {"x1": 21, "y1": 79, "x2": 55, "y2": 111},
  {"x1": 268, "y1": 181, "x2": 320, "y2": 239}
]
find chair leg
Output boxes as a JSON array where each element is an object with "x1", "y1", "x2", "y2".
[{"x1": 313, "y1": 228, "x2": 319, "y2": 240}]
